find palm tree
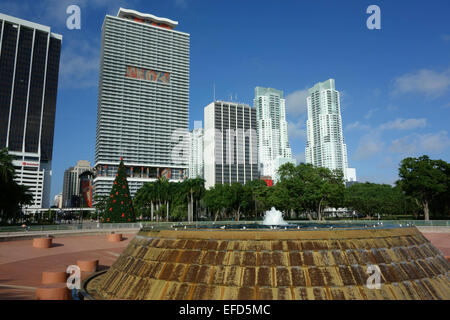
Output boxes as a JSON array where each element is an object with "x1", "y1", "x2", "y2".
[
  {"x1": 192, "y1": 178, "x2": 205, "y2": 220},
  {"x1": 0, "y1": 148, "x2": 15, "y2": 184}
]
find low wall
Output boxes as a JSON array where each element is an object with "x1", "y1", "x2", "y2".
[{"x1": 0, "y1": 228, "x2": 140, "y2": 242}]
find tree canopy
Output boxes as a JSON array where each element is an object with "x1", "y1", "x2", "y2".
[
  {"x1": 0, "y1": 148, "x2": 33, "y2": 224},
  {"x1": 398, "y1": 155, "x2": 450, "y2": 220}
]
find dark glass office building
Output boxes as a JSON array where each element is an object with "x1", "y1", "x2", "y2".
[{"x1": 0, "y1": 13, "x2": 61, "y2": 208}]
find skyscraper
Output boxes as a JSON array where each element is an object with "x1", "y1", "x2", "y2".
[
  {"x1": 305, "y1": 79, "x2": 356, "y2": 182},
  {"x1": 188, "y1": 124, "x2": 204, "y2": 179},
  {"x1": 204, "y1": 101, "x2": 258, "y2": 189},
  {"x1": 0, "y1": 13, "x2": 61, "y2": 209},
  {"x1": 94, "y1": 8, "x2": 190, "y2": 197},
  {"x1": 62, "y1": 160, "x2": 92, "y2": 208},
  {"x1": 254, "y1": 87, "x2": 295, "y2": 180}
]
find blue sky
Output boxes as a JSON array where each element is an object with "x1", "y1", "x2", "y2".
[{"x1": 1, "y1": 0, "x2": 449, "y2": 203}]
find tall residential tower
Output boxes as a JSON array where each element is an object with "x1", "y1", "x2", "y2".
[
  {"x1": 0, "y1": 13, "x2": 61, "y2": 209},
  {"x1": 254, "y1": 87, "x2": 295, "y2": 181},
  {"x1": 188, "y1": 124, "x2": 204, "y2": 179},
  {"x1": 305, "y1": 79, "x2": 356, "y2": 182},
  {"x1": 94, "y1": 8, "x2": 190, "y2": 197}
]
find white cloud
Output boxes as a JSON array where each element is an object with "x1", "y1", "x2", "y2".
[
  {"x1": 285, "y1": 88, "x2": 309, "y2": 117},
  {"x1": 378, "y1": 118, "x2": 427, "y2": 131},
  {"x1": 287, "y1": 120, "x2": 306, "y2": 140},
  {"x1": 354, "y1": 131, "x2": 385, "y2": 160},
  {"x1": 59, "y1": 38, "x2": 100, "y2": 89},
  {"x1": 364, "y1": 108, "x2": 378, "y2": 119},
  {"x1": 393, "y1": 68, "x2": 450, "y2": 98},
  {"x1": 388, "y1": 131, "x2": 450, "y2": 155},
  {"x1": 345, "y1": 121, "x2": 370, "y2": 131}
]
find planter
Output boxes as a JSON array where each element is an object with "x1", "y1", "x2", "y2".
[
  {"x1": 42, "y1": 271, "x2": 68, "y2": 284},
  {"x1": 36, "y1": 283, "x2": 70, "y2": 300},
  {"x1": 77, "y1": 259, "x2": 99, "y2": 272},
  {"x1": 107, "y1": 233, "x2": 122, "y2": 242},
  {"x1": 33, "y1": 237, "x2": 52, "y2": 248}
]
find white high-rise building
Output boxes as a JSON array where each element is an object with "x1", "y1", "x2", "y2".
[
  {"x1": 254, "y1": 87, "x2": 295, "y2": 180},
  {"x1": 305, "y1": 79, "x2": 356, "y2": 182},
  {"x1": 53, "y1": 193, "x2": 62, "y2": 209},
  {"x1": 94, "y1": 8, "x2": 190, "y2": 197},
  {"x1": 204, "y1": 101, "x2": 258, "y2": 189},
  {"x1": 188, "y1": 124, "x2": 204, "y2": 179}
]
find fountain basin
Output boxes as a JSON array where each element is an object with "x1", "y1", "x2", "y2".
[{"x1": 82, "y1": 225, "x2": 450, "y2": 300}]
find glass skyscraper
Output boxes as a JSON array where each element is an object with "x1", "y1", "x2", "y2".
[
  {"x1": 0, "y1": 13, "x2": 61, "y2": 208},
  {"x1": 305, "y1": 79, "x2": 356, "y2": 182},
  {"x1": 94, "y1": 8, "x2": 190, "y2": 197}
]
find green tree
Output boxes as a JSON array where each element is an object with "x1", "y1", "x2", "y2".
[
  {"x1": 184, "y1": 178, "x2": 205, "y2": 222},
  {"x1": 243, "y1": 179, "x2": 270, "y2": 219},
  {"x1": 94, "y1": 194, "x2": 108, "y2": 219},
  {"x1": 345, "y1": 182, "x2": 404, "y2": 218},
  {"x1": 104, "y1": 159, "x2": 136, "y2": 223},
  {"x1": 0, "y1": 148, "x2": 15, "y2": 184},
  {"x1": 0, "y1": 148, "x2": 33, "y2": 224},
  {"x1": 203, "y1": 184, "x2": 227, "y2": 222},
  {"x1": 273, "y1": 163, "x2": 345, "y2": 221},
  {"x1": 398, "y1": 155, "x2": 449, "y2": 220}
]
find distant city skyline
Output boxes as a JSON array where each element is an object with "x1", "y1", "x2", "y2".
[{"x1": 0, "y1": 1, "x2": 449, "y2": 203}]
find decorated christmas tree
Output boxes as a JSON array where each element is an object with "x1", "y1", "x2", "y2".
[{"x1": 103, "y1": 158, "x2": 136, "y2": 223}]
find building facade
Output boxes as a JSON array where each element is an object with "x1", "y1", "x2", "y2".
[
  {"x1": 305, "y1": 79, "x2": 356, "y2": 182},
  {"x1": 53, "y1": 193, "x2": 62, "y2": 208},
  {"x1": 62, "y1": 160, "x2": 92, "y2": 208},
  {"x1": 0, "y1": 13, "x2": 61, "y2": 209},
  {"x1": 94, "y1": 8, "x2": 190, "y2": 197},
  {"x1": 254, "y1": 87, "x2": 295, "y2": 181},
  {"x1": 204, "y1": 101, "x2": 258, "y2": 189},
  {"x1": 188, "y1": 127, "x2": 204, "y2": 179}
]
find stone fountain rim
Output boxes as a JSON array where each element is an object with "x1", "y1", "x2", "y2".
[{"x1": 137, "y1": 226, "x2": 419, "y2": 240}]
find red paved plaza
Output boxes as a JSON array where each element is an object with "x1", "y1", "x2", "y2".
[{"x1": 0, "y1": 231, "x2": 448, "y2": 300}]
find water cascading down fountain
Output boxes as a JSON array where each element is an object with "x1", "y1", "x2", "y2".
[{"x1": 81, "y1": 213, "x2": 450, "y2": 300}]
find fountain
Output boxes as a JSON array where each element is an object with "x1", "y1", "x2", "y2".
[
  {"x1": 263, "y1": 207, "x2": 289, "y2": 226},
  {"x1": 81, "y1": 219, "x2": 450, "y2": 300}
]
